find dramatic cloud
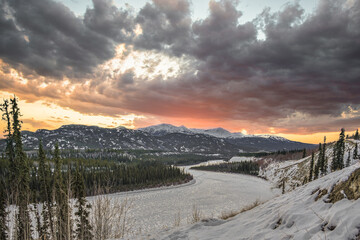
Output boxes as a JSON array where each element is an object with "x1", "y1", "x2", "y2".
[{"x1": 0, "y1": 0, "x2": 360, "y2": 136}]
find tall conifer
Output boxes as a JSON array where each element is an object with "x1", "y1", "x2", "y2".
[
  {"x1": 74, "y1": 164, "x2": 93, "y2": 240},
  {"x1": 54, "y1": 143, "x2": 71, "y2": 239},
  {"x1": 0, "y1": 179, "x2": 8, "y2": 240},
  {"x1": 11, "y1": 97, "x2": 32, "y2": 240},
  {"x1": 309, "y1": 152, "x2": 314, "y2": 181}
]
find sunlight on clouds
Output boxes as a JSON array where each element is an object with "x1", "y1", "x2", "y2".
[
  {"x1": 102, "y1": 44, "x2": 193, "y2": 82},
  {"x1": 0, "y1": 90, "x2": 146, "y2": 136},
  {"x1": 10, "y1": 68, "x2": 28, "y2": 85},
  {"x1": 341, "y1": 105, "x2": 359, "y2": 119}
]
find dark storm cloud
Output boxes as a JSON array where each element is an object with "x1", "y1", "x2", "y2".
[
  {"x1": 84, "y1": 0, "x2": 135, "y2": 42},
  {"x1": 134, "y1": 0, "x2": 193, "y2": 56},
  {"x1": 0, "y1": 0, "x2": 133, "y2": 79}
]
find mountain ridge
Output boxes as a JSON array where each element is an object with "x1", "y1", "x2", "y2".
[{"x1": 0, "y1": 124, "x2": 314, "y2": 154}]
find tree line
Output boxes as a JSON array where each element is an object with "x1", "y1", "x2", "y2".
[
  {"x1": 191, "y1": 161, "x2": 259, "y2": 176},
  {"x1": 0, "y1": 97, "x2": 192, "y2": 240},
  {"x1": 307, "y1": 128, "x2": 359, "y2": 183}
]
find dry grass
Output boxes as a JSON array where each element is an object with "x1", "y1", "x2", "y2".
[
  {"x1": 188, "y1": 205, "x2": 202, "y2": 224},
  {"x1": 173, "y1": 211, "x2": 181, "y2": 227},
  {"x1": 91, "y1": 196, "x2": 133, "y2": 239},
  {"x1": 220, "y1": 199, "x2": 262, "y2": 220}
]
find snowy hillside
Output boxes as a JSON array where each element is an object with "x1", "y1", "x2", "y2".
[
  {"x1": 148, "y1": 163, "x2": 360, "y2": 240},
  {"x1": 260, "y1": 140, "x2": 359, "y2": 191}
]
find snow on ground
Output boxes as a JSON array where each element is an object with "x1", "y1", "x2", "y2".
[
  {"x1": 228, "y1": 156, "x2": 255, "y2": 162},
  {"x1": 149, "y1": 163, "x2": 360, "y2": 240},
  {"x1": 98, "y1": 166, "x2": 278, "y2": 238},
  {"x1": 260, "y1": 140, "x2": 360, "y2": 191}
]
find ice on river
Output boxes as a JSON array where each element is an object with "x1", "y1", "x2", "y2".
[{"x1": 92, "y1": 166, "x2": 279, "y2": 237}]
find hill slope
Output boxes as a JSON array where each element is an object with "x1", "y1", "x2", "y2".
[{"x1": 148, "y1": 163, "x2": 360, "y2": 240}]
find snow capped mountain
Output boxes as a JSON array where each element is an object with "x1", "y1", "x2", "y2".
[
  {"x1": 190, "y1": 127, "x2": 245, "y2": 138},
  {"x1": 0, "y1": 124, "x2": 314, "y2": 153},
  {"x1": 139, "y1": 124, "x2": 289, "y2": 141},
  {"x1": 138, "y1": 123, "x2": 192, "y2": 136},
  {"x1": 140, "y1": 124, "x2": 246, "y2": 139}
]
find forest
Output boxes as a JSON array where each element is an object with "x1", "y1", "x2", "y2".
[
  {"x1": 191, "y1": 161, "x2": 260, "y2": 176},
  {"x1": 0, "y1": 97, "x2": 192, "y2": 240}
]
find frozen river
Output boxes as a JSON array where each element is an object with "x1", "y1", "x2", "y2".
[{"x1": 93, "y1": 165, "x2": 279, "y2": 237}]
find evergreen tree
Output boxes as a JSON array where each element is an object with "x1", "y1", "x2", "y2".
[
  {"x1": 336, "y1": 128, "x2": 345, "y2": 170},
  {"x1": 74, "y1": 164, "x2": 93, "y2": 240},
  {"x1": 314, "y1": 162, "x2": 319, "y2": 180},
  {"x1": 11, "y1": 97, "x2": 32, "y2": 240},
  {"x1": 346, "y1": 150, "x2": 351, "y2": 167},
  {"x1": 354, "y1": 142, "x2": 358, "y2": 159},
  {"x1": 0, "y1": 179, "x2": 8, "y2": 240},
  {"x1": 54, "y1": 143, "x2": 71, "y2": 240},
  {"x1": 0, "y1": 100, "x2": 17, "y2": 203},
  {"x1": 355, "y1": 129, "x2": 359, "y2": 140},
  {"x1": 38, "y1": 140, "x2": 54, "y2": 240},
  {"x1": 331, "y1": 142, "x2": 337, "y2": 171},
  {"x1": 317, "y1": 143, "x2": 323, "y2": 176},
  {"x1": 302, "y1": 148, "x2": 306, "y2": 158},
  {"x1": 309, "y1": 152, "x2": 314, "y2": 181},
  {"x1": 320, "y1": 137, "x2": 327, "y2": 174}
]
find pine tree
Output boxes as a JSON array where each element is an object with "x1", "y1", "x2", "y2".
[
  {"x1": 336, "y1": 128, "x2": 345, "y2": 170},
  {"x1": 331, "y1": 143, "x2": 337, "y2": 171},
  {"x1": 74, "y1": 164, "x2": 93, "y2": 240},
  {"x1": 309, "y1": 152, "x2": 314, "y2": 181},
  {"x1": 314, "y1": 162, "x2": 319, "y2": 180},
  {"x1": 346, "y1": 150, "x2": 351, "y2": 167},
  {"x1": 38, "y1": 140, "x2": 53, "y2": 240},
  {"x1": 66, "y1": 164, "x2": 74, "y2": 240},
  {"x1": 320, "y1": 137, "x2": 327, "y2": 174},
  {"x1": 355, "y1": 129, "x2": 359, "y2": 140},
  {"x1": 354, "y1": 142, "x2": 358, "y2": 159},
  {"x1": 0, "y1": 179, "x2": 8, "y2": 240},
  {"x1": 11, "y1": 97, "x2": 33, "y2": 240},
  {"x1": 54, "y1": 143, "x2": 70, "y2": 240},
  {"x1": 302, "y1": 148, "x2": 306, "y2": 158},
  {"x1": 317, "y1": 143, "x2": 323, "y2": 176},
  {"x1": 0, "y1": 100, "x2": 17, "y2": 203}
]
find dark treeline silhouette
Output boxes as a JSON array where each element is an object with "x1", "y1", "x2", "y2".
[{"x1": 191, "y1": 161, "x2": 259, "y2": 176}]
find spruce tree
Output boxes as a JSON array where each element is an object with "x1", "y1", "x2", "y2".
[
  {"x1": 74, "y1": 164, "x2": 93, "y2": 240},
  {"x1": 11, "y1": 97, "x2": 32, "y2": 240},
  {"x1": 354, "y1": 142, "x2": 358, "y2": 159},
  {"x1": 309, "y1": 152, "x2": 314, "y2": 181},
  {"x1": 38, "y1": 140, "x2": 53, "y2": 240},
  {"x1": 346, "y1": 150, "x2": 351, "y2": 167},
  {"x1": 314, "y1": 162, "x2": 319, "y2": 180},
  {"x1": 302, "y1": 148, "x2": 306, "y2": 158},
  {"x1": 336, "y1": 128, "x2": 345, "y2": 170},
  {"x1": 321, "y1": 137, "x2": 327, "y2": 174},
  {"x1": 317, "y1": 143, "x2": 323, "y2": 176},
  {"x1": 0, "y1": 179, "x2": 8, "y2": 240},
  {"x1": 54, "y1": 143, "x2": 70, "y2": 240},
  {"x1": 0, "y1": 100, "x2": 17, "y2": 203},
  {"x1": 355, "y1": 129, "x2": 359, "y2": 140},
  {"x1": 331, "y1": 142, "x2": 337, "y2": 171}
]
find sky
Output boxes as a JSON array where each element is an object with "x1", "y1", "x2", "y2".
[{"x1": 0, "y1": 0, "x2": 359, "y2": 144}]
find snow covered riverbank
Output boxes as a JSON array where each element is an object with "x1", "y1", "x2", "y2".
[
  {"x1": 99, "y1": 165, "x2": 278, "y2": 237},
  {"x1": 148, "y1": 163, "x2": 360, "y2": 240}
]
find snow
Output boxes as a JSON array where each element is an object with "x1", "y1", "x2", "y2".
[
  {"x1": 97, "y1": 165, "x2": 278, "y2": 238},
  {"x1": 138, "y1": 123, "x2": 292, "y2": 140},
  {"x1": 228, "y1": 156, "x2": 255, "y2": 162},
  {"x1": 148, "y1": 163, "x2": 360, "y2": 240}
]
